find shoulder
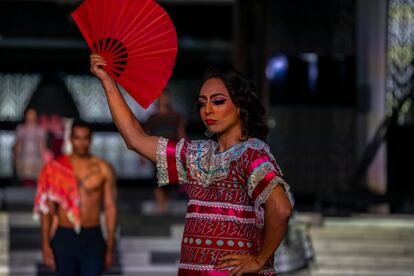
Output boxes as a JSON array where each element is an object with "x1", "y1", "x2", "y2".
[
  {"x1": 241, "y1": 138, "x2": 273, "y2": 157},
  {"x1": 187, "y1": 138, "x2": 213, "y2": 147},
  {"x1": 176, "y1": 139, "x2": 215, "y2": 162},
  {"x1": 239, "y1": 138, "x2": 281, "y2": 168},
  {"x1": 157, "y1": 138, "x2": 214, "y2": 159},
  {"x1": 244, "y1": 138, "x2": 270, "y2": 150},
  {"x1": 184, "y1": 139, "x2": 215, "y2": 153},
  {"x1": 52, "y1": 155, "x2": 72, "y2": 169},
  {"x1": 93, "y1": 157, "x2": 115, "y2": 176},
  {"x1": 161, "y1": 138, "x2": 211, "y2": 149},
  {"x1": 245, "y1": 139, "x2": 284, "y2": 176},
  {"x1": 41, "y1": 155, "x2": 70, "y2": 175}
]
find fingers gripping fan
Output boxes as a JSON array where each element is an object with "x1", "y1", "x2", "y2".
[{"x1": 72, "y1": 0, "x2": 177, "y2": 108}]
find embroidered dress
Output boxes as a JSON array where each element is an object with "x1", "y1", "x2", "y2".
[
  {"x1": 156, "y1": 138, "x2": 294, "y2": 275},
  {"x1": 15, "y1": 124, "x2": 46, "y2": 182},
  {"x1": 33, "y1": 155, "x2": 81, "y2": 233}
]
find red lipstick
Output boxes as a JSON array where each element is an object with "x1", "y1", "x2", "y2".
[{"x1": 205, "y1": 119, "x2": 216, "y2": 125}]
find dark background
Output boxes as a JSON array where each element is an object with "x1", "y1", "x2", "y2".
[{"x1": 0, "y1": 0, "x2": 412, "y2": 214}]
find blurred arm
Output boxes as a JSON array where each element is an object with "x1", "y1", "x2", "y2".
[
  {"x1": 102, "y1": 162, "x2": 117, "y2": 254},
  {"x1": 40, "y1": 201, "x2": 56, "y2": 269}
]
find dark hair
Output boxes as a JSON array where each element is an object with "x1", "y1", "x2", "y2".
[
  {"x1": 71, "y1": 119, "x2": 92, "y2": 135},
  {"x1": 202, "y1": 65, "x2": 268, "y2": 140}
]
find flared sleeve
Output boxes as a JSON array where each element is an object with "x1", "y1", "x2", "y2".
[
  {"x1": 156, "y1": 137, "x2": 189, "y2": 186},
  {"x1": 244, "y1": 147, "x2": 294, "y2": 227}
]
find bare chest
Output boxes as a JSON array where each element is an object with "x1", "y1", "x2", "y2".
[{"x1": 72, "y1": 160, "x2": 105, "y2": 195}]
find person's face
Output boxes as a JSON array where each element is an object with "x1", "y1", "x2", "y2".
[
  {"x1": 198, "y1": 78, "x2": 241, "y2": 137},
  {"x1": 70, "y1": 126, "x2": 91, "y2": 156},
  {"x1": 25, "y1": 109, "x2": 37, "y2": 124}
]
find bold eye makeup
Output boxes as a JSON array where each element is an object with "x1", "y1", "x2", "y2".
[
  {"x1": 197, "y1": 94, "x2": 227, "y2": 109},
  {"x1": 211, "y1": 94, "x2": 227, "y2": 106},
  {"x1": 212, "y1": 99, "x2": 226, "y2": 105}
]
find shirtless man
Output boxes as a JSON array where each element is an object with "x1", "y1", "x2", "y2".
[{"x1": 34, "y1": 119, "x2": 117, "y2": 276}]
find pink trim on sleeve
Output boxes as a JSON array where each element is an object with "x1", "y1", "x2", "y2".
[
  {"x1": 251, "y1": 170, "x2": 277, "y2": 203},
  {"x1": 166, "y1": 140, "x2": 179, "y2": 184}
]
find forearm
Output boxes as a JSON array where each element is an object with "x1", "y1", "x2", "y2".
[
  {"x1": 104, "y1": 206, "x2": 117, "y2": 252},
  {"x1": 101, "y1": 78, "x2": 157, "y2": 161},
  {"x1": 101, "y1": 79, "x2": 145, "y2": 145},
  {"x1": 41, "y1": 213, "x2": 52, "y2": 248},
  {"x1": 256, "y1": 212, "x2": 289, "y2": 266},
  {"x1": 256, "y1": 187, "x2": 292, "y2": 266}
]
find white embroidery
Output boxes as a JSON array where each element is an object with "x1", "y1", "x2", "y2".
[
  {"x1": 176, "y1": 139, "x2": 188, "y2": 183},
  {"x1": 254, "y1": 177, "x2": 293, "y2": 228},
  {"x1": 178, "y1": 263, "x2": 276, "y2": 274},
  {"x1": 156, "y1": 138, "x2": 188, "y2": 186},
  {"x1": 188, "y1": 199, "x2": 254, "y2": 212},
  {"x1": 156, "y1": 137, "x2": 169, "y2": 186},
  {"x1": 247, "y1": 162, "x2": 276, "y2": 197},
  {"x1": 185, "y1": 213, "x2": 256, "y2": 224},
  {"x1": 184, "y1": 138, "x2": 268, "y2": 186},
  {"x1": 179, "y1": 263, "x2": 219, "y2": 271}
]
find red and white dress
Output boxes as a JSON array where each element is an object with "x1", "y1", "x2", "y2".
[{"x1": 156, "y1": 137, "x2": 294, "y2": 275}]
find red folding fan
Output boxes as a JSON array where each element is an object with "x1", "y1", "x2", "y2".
[{"x1": 72, "y1": 0, "x2": 177, "y2": 108}]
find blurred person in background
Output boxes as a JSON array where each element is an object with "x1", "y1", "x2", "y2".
[
  {"x1": 14, "y1": 108, "x2": 47, "y2": 187},
  {"x1": 145, "y1": 90, "x2": 187, "y2": 213},
  {"x1": 91, "y1": 53, "x2": 293, "y2": 276},
  {"x1": 48, "y1": 114, "x2": 65, "y2": 157},
  {"x1": 34, "y1": 119, "x2": 117, "y2": 276},
  {"x1": 39, "y1": 114, "x2": 65, "y2": 162},
  {"x1": 39, "y1": 114, "x2": 53, "y2": 162}
]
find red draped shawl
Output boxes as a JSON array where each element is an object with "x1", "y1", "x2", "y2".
[{"x1": 33, "y1": 155, "x2": 81, "y2": 233}]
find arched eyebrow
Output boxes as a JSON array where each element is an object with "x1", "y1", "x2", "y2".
[{"x1": 198, "y1": 93, "x2": 228, "y2": 100}]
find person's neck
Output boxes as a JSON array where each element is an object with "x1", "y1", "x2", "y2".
[
  {"x1": 216, "y1": 126, "x2": 244, "y2": 153},
  {"x1": 70, "y1": 153, "x2": 91, "y2": 161}
]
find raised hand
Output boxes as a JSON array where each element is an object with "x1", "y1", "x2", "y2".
[{"x1": 90, "y1": 54, "x2": 112, "y2": 82}]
